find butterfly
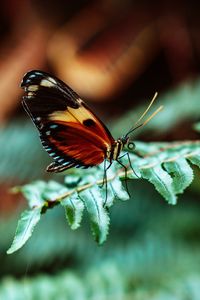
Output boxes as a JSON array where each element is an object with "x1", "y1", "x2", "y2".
[{"x1": 21, "y1": 70, "x2": 162, "y2": 179}]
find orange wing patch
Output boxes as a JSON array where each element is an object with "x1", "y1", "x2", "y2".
[
  {"x1": 49, "y1": 99, "x2": 114, "y2": 145},
  {"x1": 49, "y1": 99, "x2": 96, "y2": 124}
]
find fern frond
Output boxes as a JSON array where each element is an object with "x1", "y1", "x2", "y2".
[
  {"x1": 1, "y1": 181, "x2": 200, "y2": 274},
  {"x1": 2, "y1": 236, "x2": 200, "y2": 300},
  {"x1": 7, "y1": 140, "x2": 200, "y2": 253}
]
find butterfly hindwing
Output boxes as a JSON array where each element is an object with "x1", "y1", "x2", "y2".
[
  {"x1": 21, "y1": 70, "x2": 114, "y2": 171},
  {"x1": 37, "y1": 121, "x2": 106, "y2": 172}
]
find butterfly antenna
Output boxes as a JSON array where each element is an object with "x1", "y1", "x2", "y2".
[
  {"x1": 141, "y1": 105, "x2": 163, "y2": 126},
  {"x1": 134, "y1": 92, "x2": 158, "y2": 126},
  {"x1": 124, "y1": 92, "x2": 163, "y2": 138}
]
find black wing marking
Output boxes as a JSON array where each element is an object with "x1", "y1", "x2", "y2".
[
  {"x1": 21, "y1": 70, "x2": 80, "y2": 121},
  {"x1": 21, "y1": 70, "x2": 114, "y2": 144}
]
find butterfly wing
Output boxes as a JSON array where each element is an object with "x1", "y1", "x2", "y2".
[{"x1": 21, "y1": 70, "x2": 114, "y2": 172}]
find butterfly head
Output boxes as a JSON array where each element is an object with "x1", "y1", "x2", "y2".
[{"x1": 121, "y1": 136, "x2": 136, "y2": 151}]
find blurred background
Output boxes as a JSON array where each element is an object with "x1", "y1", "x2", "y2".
[{"x1": 1, "y1": 0, "x2": 200, "y2": 299}]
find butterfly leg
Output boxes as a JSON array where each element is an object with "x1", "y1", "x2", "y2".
[
  {"x1": 102, "y1": 165, "x2": 111, "y2": 208},
  {"x1": 116, "y1": 158, "x2": 131, "y2": 198},
  {"x1": 99, "y1": 160, "x2": 112, "y2": 188},
  {"x1": 126, "y1": 152, "x2": 141, "y2": 178},
  {"x1": 118, "y1": 152, "x2": 140, "y2": 179},
  {"x1": 101, "y1": 159, "x2": 107, "y2": 188},
  {"x1": 99, "y1": 160, "x2": 113, "y2": 207}
]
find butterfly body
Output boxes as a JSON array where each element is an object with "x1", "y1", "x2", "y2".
[{"x1": 21, "y1": 70, "x2": 127, "y2": 173}]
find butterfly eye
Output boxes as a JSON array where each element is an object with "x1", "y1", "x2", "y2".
[{"x1": 128, "y1": 142, "x2": 135, "y2": 151}]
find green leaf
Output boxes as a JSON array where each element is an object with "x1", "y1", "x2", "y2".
[
  {"x1": 108, "y1": 166, "x2": 129, "y2": 201},
  {"x1": 118, "y1": 152, "x2": 142, "y2": 179},
  {"x1": 7, "y1": 208, "x2": 42, "y2": 254},
  {"x1": 61, "y1": 192, "x2": 84, "y2": 230},
  {"x1": 41, "y1": 181, "x2": 68, "y2": 200},
  {"x1": 188, "y1": 154, "x2": 200, "y2": 168},
  {"x1": 20, "y1": 181, "x2": 47, "y2": 208},
  {"x1": 19, "y1": 180, "x2": 69, "y2": 209},
  {"x1": 98, "y1": 171, "x2": 129, "y2": 207},
  {"x1": 79, "y1": 186, "x2": 110, "y2": 244},
  {"x1": 164, "y1": 158, "x2": 194, "y2": 194},
  {"x1": 110, "y1": 178, "x2": 129, "y2": 201},
  {"x1": 140, "y1": 164, "x2": 177, "y2": 204},
  {"x1": 98, "y1": 184, "x2": 115, "y2": 208}
]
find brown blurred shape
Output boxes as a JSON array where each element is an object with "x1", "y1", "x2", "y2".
[
  {"x1": 0, "y1": 0, "x2": 198, "y2": 122},
  {"x1": 48, "y1": 3, "x2": 159, "y2": 100}
]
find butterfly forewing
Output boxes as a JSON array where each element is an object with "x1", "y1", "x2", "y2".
[{"x1": 21, "y1": 70, "x2": 114, "y2": 172}]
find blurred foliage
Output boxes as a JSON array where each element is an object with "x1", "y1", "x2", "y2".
[
  {"x1": 111, "y1": 78, "x2": 200, "y2": 138},
  {"x1": 193, "y1": 121, "x2": 200, "y2": 133},
  {"x1": 0, "y1": 120, "x2": 50, "y2": 184}
]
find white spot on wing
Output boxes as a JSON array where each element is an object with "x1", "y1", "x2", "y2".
[
  {"x1": 40, "y1": 79, "x2": 55, "y2": 88},
  {"x1": 77, "y1": 98, "x2": 83, "y2": 105},
  {"x1": 29, "y1": 74, "x2": 36, "y2": 78},
  {"x1": 49, "y1": 152, "x2": 55, "y2": 157},
  {"x1": 45, "y1": 147, "x2": 52, "y2": 151},
  {"x1": 48, "y1": 77, "x2": 57, "y2": 84},
  {"x1": 54, "y1": 156, "x2": 60, "y2": 160},
  {"x1": 58, "y1": 158, "x2": 64, "y2": 163},
  {"x1": 27, "y1": 85, "x2": 39, "y2": 91}
]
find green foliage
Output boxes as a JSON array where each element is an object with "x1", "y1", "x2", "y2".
[
  {"x1": 7, "y1": 140, "x2": 200, "y2": 253},
  {"x1": 7, "y1": 209, "x2": 42, "y2": 254},
  {"x1": 61, "y1": 192, "x2": 84, "y2": 230},
  {"x1": 111, "y1": 78, "x2": 200, "y2": 137},
  {"x1": 2, "y1": 237, "x2": 200, "y2": 300},
  {"x1": 79, "y1": 188, "x2": 110, "y2": 244},
  {"x1": 0, "y1": 120, "x2": 49, "y2": 183},
  {"x1": 193, "y1": 121, "x2": 200, "y2": 132}
]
